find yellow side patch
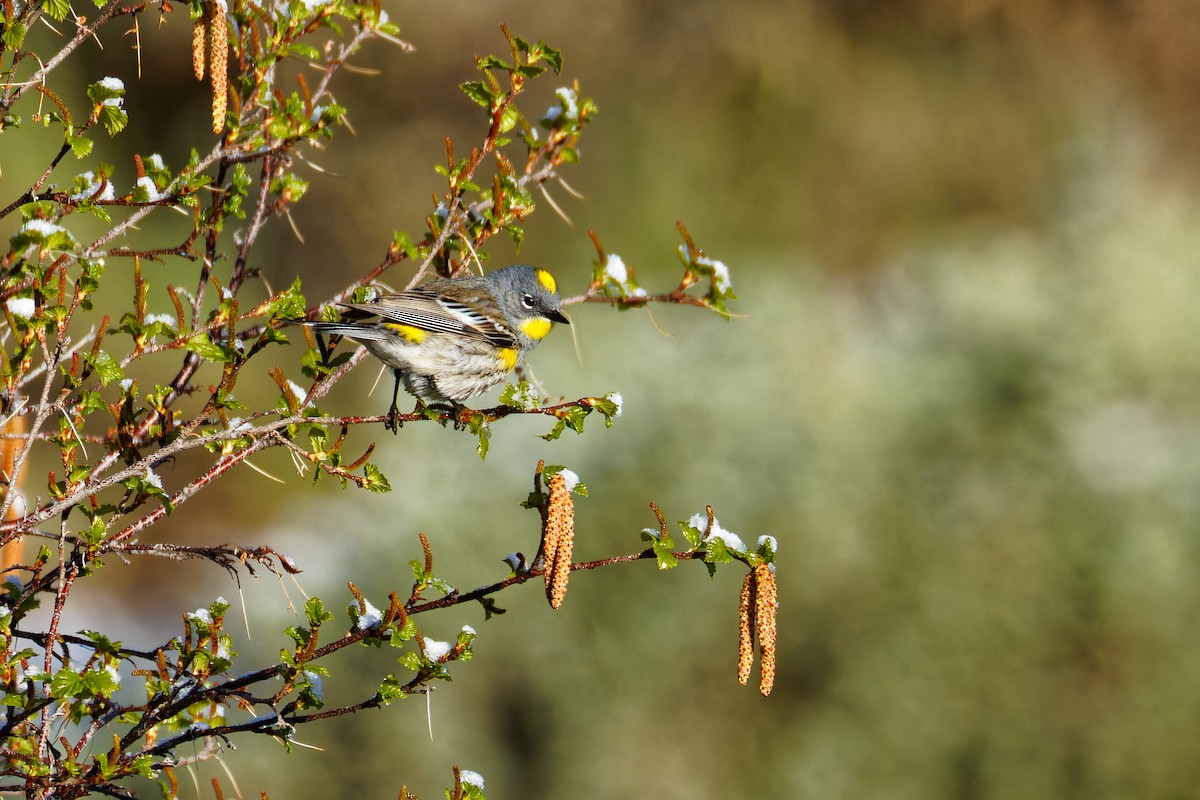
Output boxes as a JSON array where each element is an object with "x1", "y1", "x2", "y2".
[
  {"x1": 497, "y1": 347, "x2": 519, "y2": 371},
  {"x1": 536, "y1": 269, "x2": 557, "y2": 294},
  {"x1": 384, "y1": 323, "x2": 428, "y2": 343},
  {"x1": 519, "y1": 317, "x2": 553, "y2": 340}
]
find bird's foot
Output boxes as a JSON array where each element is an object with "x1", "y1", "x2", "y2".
[
  {"x1": 428, "y1": 400, "x2": 470, "y2": 430},
  {"x1": 384, "y1": 402, "x2": 403, "y2": 434}
]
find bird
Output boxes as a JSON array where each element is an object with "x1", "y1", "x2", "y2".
[{"x1": 294, "y1": 264, "x2": 569, "y2": 430}]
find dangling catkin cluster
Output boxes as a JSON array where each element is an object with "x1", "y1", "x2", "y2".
[
  {"x1": 0, "y1": 413, "x2": 28, "y2": 572},
  {"x1": 737, "y1": 572, "x2": 755, "y2": 686},
  {"x1": 736, "y1": 563, "x2": 778, "y2": 696},
  {"x1": 542, "y1": 472, "x2": 575, "y2": 609},
  {"x1": 190, "y1": 13, "x2": 205, "y2": 81},
  {"x1": 191, "y1": 1, "x2": 229, "y2": 135}
]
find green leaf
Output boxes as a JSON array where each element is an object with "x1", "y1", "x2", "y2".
[
  {"x1": 378, "y1": 675, "x2": 407, "y2": 702},
  {"x1": 392, "y1": 230, "x2": 420, "y2": 261},
  {"x1": 86, "y1": 351, "x2": 123, "y2": 385},
  {"x1": 703, "y1": 536, "x2": 736, "y2": 568},
  {"x1": 478, "y1": 596, "x2": 506, "y2": 619},
  {"x1": 68, "y1": 134, "x2": 93, "y2": 158},
  {"x1": 460, "y1": 80, "x2": 495, "y2": 108},
  {"x1": 305, "y1": 596, "x2": 334, "y2": 627},
  {"x1": 86, "y1": 80, "x2": 125, "y2": 105},
  {"x1": 98, "y1": 105, "x2": 127, "y2": 136},
  {"x1": 268, "y1": 280, "x2": 307, "y2": 321},
  {"x1": 11, "y1": 219, "x2": 77, "y2": 253},
  {"x1": 590, "y1": 393, "x2": 623, "y2": 427},
  {"x1": 678, "y1": 521, "x2": 704, "y2": 549},
  {"x1": 81, "y1": 516, "x2": 106, "y2": 545},
  {"x1": 560, "y1": 405, "x2": 589, "y2": 434},
  {"x1": 290, "y1": 41, "x2": 321, "y2": 61},
  {"x1": 474, "y1": 420, "x2": 491, "y2": 460},
  {"x1": 126, "y1": 754, "x2": 155, "y2": 779},
  {"x1": 185, "y1": 333, "x2": 228, "y2": 363},
  {"x1": 757, "y1": 535, "x2": 777, "y2": 562},
  {"x1": 498, "y1": 104, "x2": 519, "y2": 133},
  {"x1": 3, "y1": 22, "x2": 26, "y2": 49},
  {"x1": 477, "y1": 54, "x2": 512, "y2": 72},
  {"x1": 362, "y1": 463, "x2": 392, "y2": 493},
  {"x1": 542, "y1": 464, "x2": 587, "y2": 496},
  {"x1": 542, "y1": 44, "x2": 564, "y2": 74},
  {"x1": 540, "y1": 418, "x2": 567, "y2": 441},
  {"x1": 49, "y1": 668, "x2": 87, "y2": 699},
  {"x1": 651, "y1": 540, "x2": 678, "y2": 570},
  {"x1": 499, "y1": 381, "x2": 540, "y2": 410},
  {"x1": 41, "y1": 0, "x2": 71, "y2": 21}
]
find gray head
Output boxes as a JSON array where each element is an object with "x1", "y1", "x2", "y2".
[{"x1": 485, "y1": 265, "x2": 569, "y2": 343}]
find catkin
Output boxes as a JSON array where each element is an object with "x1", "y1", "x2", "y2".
[
  {"x1": 208, "y1": 1, "x2": 228, "y2": 134},
  {"x1": 543, "y1": 473, "x2": 574, "y2": 609},
  {"x1": 753, "y1": 564, "x2": 777, "y2": 697},
  {"x1": 737, "y1": 571, "x2": 755, "y2": 686},
  {"x1": 191, "y1": 15, "x2": 206, "y2": 81}
]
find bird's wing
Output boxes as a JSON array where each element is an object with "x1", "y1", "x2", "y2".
[{"x1": 339, "y1": 288, "x2": 517, "y2": 348}]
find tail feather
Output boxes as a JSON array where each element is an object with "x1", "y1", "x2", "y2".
[{"x1": 289, "y1": 320, "x2": 393, "y2": 342}]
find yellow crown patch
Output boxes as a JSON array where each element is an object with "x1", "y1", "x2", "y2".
[{"x1": 536, "y1": 269, "x2": 557, "y2": 294}]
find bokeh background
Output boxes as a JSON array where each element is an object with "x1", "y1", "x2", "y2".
[{"x1": 15, "y1": 0, "x2": 1200, "y2": 796}]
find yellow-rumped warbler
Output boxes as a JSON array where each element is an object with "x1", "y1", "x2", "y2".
[{"x1": 297, "y1": 264, "x2": 569, "y2": 429}]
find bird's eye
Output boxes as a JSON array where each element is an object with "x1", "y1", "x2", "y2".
[{"x1": 520, "y1": 293, "x2": 536, "y2": 310}]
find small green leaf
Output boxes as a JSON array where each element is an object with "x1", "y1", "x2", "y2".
[
  {"x1": 3, "y1": 22, "x2": 26, "y2": 49},
  {"x1": 589, "y1": 393, "x2": 623, "y2": 427},
  {"x1": 475, "y1": 421, "x2": 491, "y2": 460},
  {"x1": 185, "y1": 333, "x2": 228, "y2": 363},
  {"x1": 477, "y1": 54, "x2": 511, "y2": 72},
  {"x1": 67, "y1": 134, "x2": 91, "y2": 158},
  {"x1": 540, "y1": 418, "x2": 567, "y2": 441},
  {"x1": 392, "y1": 230, "x2": 420, "y2": 261},
  {"x1": 560, "y1": 405, "x2": 589, "y2": 434},
  {"x1": 362, "y1": 463, "x2": 392, "y2": 493},
  {"x1": 98, "y1": 105, "x2": 127, "y2": 136},
  {"x1": 49, "y1": 668, "x2": 87, "y2": 699},
  {"x1": 41, "y1": 0, "x2": 70, "y2": 21},
  {"x1": 305, "y1": 596, "x2": 334, "y2": 627},
  {"x1": 542, "y1": 464, "x2": 587, "y2": 496},
  {"x1": 378, "y1": 675, "x2": 407, "y2": 702},
  {"x1": 498, "y1": 381, "x2": 540, "y2": 410},
  {"x1": 290, "y1": 41, "x2": 321, "y2": 61},
  {"x1": 678, "y1": 521, "x2": 703, "y2": 549},
  {"x1": 460, "y1": 80, "x2": 495, "y2": 108},
  {"x1": 86, "y1": 351, "x2": 123, "y2": 385},
  {"x1": 268, "y1": 278, "x2": 307, "y2": 319},
  {"x1": 498, "y1": 104, "x2": 519, "y2": 133},
  {"x1": 652, "y1": 541, "x2": 678, "y2": 570},
  {"x1": 703, "y1": 536, "x2": 736, "y2": 568}
]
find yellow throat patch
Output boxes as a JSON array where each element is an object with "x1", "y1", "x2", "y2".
[
  {"x1": 535, "y1": 269, "x2": 557, "y2": 294},
  {"x1": 519, "y1": 317, "x2": 553, "y2": 340}
]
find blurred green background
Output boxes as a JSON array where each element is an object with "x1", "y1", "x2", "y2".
[{"x1": 19, "y1": 0, "x2": 1200, "y2": 796}]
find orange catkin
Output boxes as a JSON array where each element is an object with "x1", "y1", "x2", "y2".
[
  {"x1": 543, "y1": 473, "x2": 574, "y2": 609},
  {"x1": 737, "y1": 571, "x2": 755, "y2": 686},
  {"x1": 753, "y1": 564, "x2": 777, "y2": 697},
  {"x1": 207, "y1": 1, "x2": 228, "y2": 134},
  {"x1": 191, "y1": 12, "x2": 205, "y2": 81}
]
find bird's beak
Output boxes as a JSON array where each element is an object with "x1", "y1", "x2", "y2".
[{"x1": 548, "y1": 309, "x2": 570, "y2": 325}]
